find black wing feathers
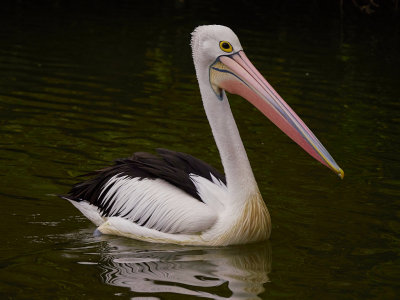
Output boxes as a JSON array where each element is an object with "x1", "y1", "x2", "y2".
[
  {"x1": 156, "y1": 149, "x2": 225, "y2": 185},
  {"x1": 65, "y1": 149, "x2": 226, "y2": 207}
]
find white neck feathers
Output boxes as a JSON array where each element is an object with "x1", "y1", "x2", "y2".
[{"x1": 193, "y1": 57, "x2": 259, "y2": 203}]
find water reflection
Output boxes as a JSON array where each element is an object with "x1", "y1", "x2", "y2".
[{"x1": 97, "y1": 237, "x2": 271, "y2": 299}]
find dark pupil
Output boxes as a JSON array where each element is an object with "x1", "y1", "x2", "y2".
[{"x1": 222, "y1": 42, "x2": 230, "y2": 49}]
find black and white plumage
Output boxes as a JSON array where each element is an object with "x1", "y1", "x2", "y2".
[
  {"x1": 64, "y1": 149, "x2": 226, "y2": 233},
  {"x1": 66, "y1": 149, "x2": 225, "y2": 204},
  {"x1": 63, "y1": 25, "x2": 342, "y2": 246}
]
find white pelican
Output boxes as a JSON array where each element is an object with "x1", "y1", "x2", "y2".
[{"x1": 63, "y1": 25, "x2": 343, "y2": 246}]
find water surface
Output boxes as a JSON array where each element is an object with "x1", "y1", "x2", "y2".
[{"x1": 1, "y1": 1, "x2": 399, "y2": 299}]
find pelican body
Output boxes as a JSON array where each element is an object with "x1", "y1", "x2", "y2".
[{"x1": 63, "y1": 25, "x2": 343, "y2": 246}]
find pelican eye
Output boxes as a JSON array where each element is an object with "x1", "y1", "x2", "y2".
[{"x1": 219, "y1": 41, "x2": 233, "y2": 53}]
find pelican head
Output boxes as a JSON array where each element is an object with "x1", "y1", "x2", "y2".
[{"x1": 191, "y1": 25, "x2": 343, "y2": 178}]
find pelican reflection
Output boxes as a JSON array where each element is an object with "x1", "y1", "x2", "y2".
[{"x1": 97, "y1": 237, "x2": 271, "y2": 299}]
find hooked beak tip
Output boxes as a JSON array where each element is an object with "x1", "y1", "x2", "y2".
[{"x1": 338, "y1": 168, "x2": 344, "y2": 179}]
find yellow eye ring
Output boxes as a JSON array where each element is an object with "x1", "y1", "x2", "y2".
[{"x1": 219, "y1": 41, "x2": 233, "y2": 53}]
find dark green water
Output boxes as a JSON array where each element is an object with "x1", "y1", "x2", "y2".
[{"x1": 1, "y1": 1, "x2": 399, "y2": 299}]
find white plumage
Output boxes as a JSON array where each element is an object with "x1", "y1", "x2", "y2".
[{"x1": 74, "y1": 175, "x2": 220, "y2": 233}]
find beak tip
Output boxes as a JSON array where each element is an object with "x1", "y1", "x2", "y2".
[{"x1": 337, "y1": 168, "x2": 344, "y2": 180}]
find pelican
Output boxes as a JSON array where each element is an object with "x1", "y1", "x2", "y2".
[{"x1": 62, "y1": 25, "x2": 343, "y2": 246}]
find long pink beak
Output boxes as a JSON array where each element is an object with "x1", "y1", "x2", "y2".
[{"x1": 209, "y1": 51, "x2": 343, "y2": 178}]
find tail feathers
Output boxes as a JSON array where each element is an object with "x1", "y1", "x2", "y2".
[
  {"x1": 58, "y1": 194, "x2": 83, "y2": 202},
  {"x1": 63, "y1": 197, "x2": 105, "y2": 226}
]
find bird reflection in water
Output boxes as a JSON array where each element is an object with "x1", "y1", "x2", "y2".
[{"x1": 97, "y1": 237, "x2": 271, "y2": 299}]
